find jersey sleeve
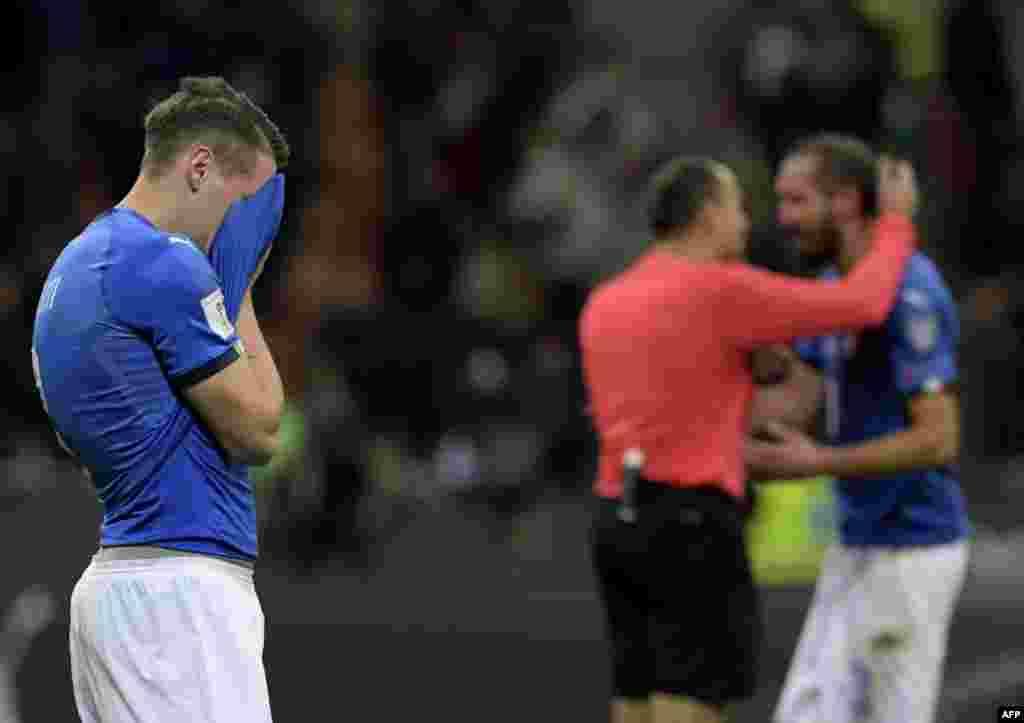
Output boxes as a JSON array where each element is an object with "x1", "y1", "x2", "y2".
[
  {"x1": 209, "y1": 173, "x2": 285, "y2": 323},
  {"x1": 889, "y1": 283, "x2": 958, "y2": 397},
  {"x1": 110, "y1": 239, "x2": 241, "y2": 388}
]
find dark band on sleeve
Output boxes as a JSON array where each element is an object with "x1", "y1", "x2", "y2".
[{"x1": 170, "y1": 346, "x2": 240, "y2": 390}]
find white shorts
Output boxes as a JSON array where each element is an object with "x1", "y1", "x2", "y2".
[
  {"x1": 774, "y1": 541, "x2": 969, "y2": 723},
  {"x1": 69, "y1": 552, "x2": 272, "y2": 723}
]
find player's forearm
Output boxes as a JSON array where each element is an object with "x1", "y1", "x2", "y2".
[
  {"x1": 236, "y1": 293, "x2": 286, "y2": 424},
  {"x1": 816, "y1": 426, "x2": 957, "y2": 478}
]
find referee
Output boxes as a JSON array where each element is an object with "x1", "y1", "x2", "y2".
[{"x1": 579, "y1": 156, "x2": 918, "y2": 723}]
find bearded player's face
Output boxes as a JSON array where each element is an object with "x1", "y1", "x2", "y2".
[{"x1": 775, "y1": 153, "x2": 839, "y2": 261}]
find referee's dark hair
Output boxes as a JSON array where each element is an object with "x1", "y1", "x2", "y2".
[
  {"x1": 649, "y1": 157, "x2": 725, "y2": 237},
  {"x1": 790, "y1": 133, "x2": 879, "y2": 217}
]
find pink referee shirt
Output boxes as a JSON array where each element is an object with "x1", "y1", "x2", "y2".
[{"x1": 579, "y1": 213, "x2": 915, "y2": 501}]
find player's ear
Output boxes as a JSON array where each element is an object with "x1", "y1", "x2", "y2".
[{"x1": 186, "y1": 145, "x2": 213, "y2": 194}]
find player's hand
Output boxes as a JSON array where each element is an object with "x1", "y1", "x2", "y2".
[
  {"x1": 744, "y1": 421, "x2": 824, "y2": 479},
  {"x1": 878, "y1": 156, "x2": 918, "y2": 218}
]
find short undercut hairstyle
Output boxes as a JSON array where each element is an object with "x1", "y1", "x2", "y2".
[
  {"x1": 142, "y1": 76, "x2": 290, "y2": 178},
  {"x1": 649, "y1": 157, "x2": 724, "y2": 237},
  {"x1": 790, "y1": 133, "x2": 879, "y2": 217}
]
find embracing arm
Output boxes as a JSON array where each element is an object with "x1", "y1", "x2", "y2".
[
  {"x1": 720, "y1": 214, "x2": 914, "y2": 349},
  {"x1": 724, "y1": 159, "x2": 920, "y2": 348}
]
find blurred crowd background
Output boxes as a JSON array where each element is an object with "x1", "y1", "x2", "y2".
[{"x1": 5, "y1": 1, "x2": 1024, "y2": 721}]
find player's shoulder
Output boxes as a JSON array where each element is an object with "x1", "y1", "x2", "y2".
[
  {"x1": 902, "y1": 252, "x2": 947, "y2": 289},
  {"x1": 888, "y1": 252, "x2": 958, "y2": 350},
  {"x1": 897, "y1": 252, "x2": 955, "y2": 312},
  {"x1": 103, "y1": 212, "x2": 219, "y2": 313},
  {"x1": 100, "y1": 208, "x2": 201, "y2": 257},
  {"x1": 53, "y1": 209, "x2": 122, "y2": 260},
  {"x1": 145, "y1": 234, "x2": 213, "y2": 283},
  {"x1": 111, "y1": 214, "x2": 211, "y2": 280}
]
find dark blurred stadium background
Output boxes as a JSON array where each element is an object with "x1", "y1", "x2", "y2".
[{"x1": 4, "y1": 1, "x2": 1024, "y2": 721}]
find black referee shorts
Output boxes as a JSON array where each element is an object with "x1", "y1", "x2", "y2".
[{"x1": 590, "y1": 480, "x2": 761, "y2": 706}]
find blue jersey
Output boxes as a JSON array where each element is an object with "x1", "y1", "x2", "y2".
[
  {"x1": 795, "y1": 253, "x2": 969, "y2": 547},
  {"x1": 31, "y1": 208, "x2": 258, "y2": 561}
]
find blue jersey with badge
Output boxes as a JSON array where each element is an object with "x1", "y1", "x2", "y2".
[
  {"x1": 31, "y1": 208, "x2": 257, "y2": 561},
  {"x1": 794, "y1": 253, "x2": 969, "y2": 546}
]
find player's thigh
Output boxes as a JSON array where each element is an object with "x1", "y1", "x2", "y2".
[
  {"x1": 852, "y1": 543, "x2": 968, "y2": 654},
  {"x1": 191, "y1": 561, "x2": 266, "y2": 658},
  {"x1": 774, "y1": 546, "x2": 866, "y2": 723},
  {"x1": 777, "y1": 544, "x2": 860, "y2": 682},
  {"x1": 69, "y1": 573, "x2": 101, "y2": 723},
  {"x1": 70, "y1": 560, "x2": 270, "y2": 722},
  {"x1": 68, "y1": 565, "x2": 207, "y2": 721},
  {"x1": 853, "y1": 543, "x2": 968, "y2": 723},
  {"x1": 162, "y1": 563, "x2": 272, "y2": 721},
  {"x1": 188, "y1": 561, "x2": 271, "y2": 712}
]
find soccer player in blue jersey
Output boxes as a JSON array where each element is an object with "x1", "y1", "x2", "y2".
[
  {"x1": 746, "y1": 135, "x2": 969, "y2": 723},
  {"x1": 31, "y1": 77, "x2": 289, "y2": 722}
]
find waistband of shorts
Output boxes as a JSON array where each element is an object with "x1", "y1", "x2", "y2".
[
  {"x1": 632, "y1": 478, "x2": 738, "y2": 507},
  {"x1": 597, "y1": 478, "x2": 744, "y2": 523},
  {"x1": 92, "y1": 545, "x2": 255, "y2": 580}
]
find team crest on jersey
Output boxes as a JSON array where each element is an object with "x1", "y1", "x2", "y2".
[{"x1": 201, "y1": 289, "x2": 234, "y2": 340}]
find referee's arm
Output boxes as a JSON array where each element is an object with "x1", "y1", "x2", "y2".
[{"x1": 715, "y1": 214, "x2": 914, "y2": 350}]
